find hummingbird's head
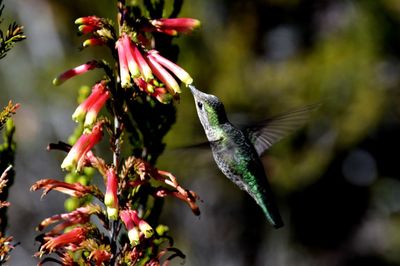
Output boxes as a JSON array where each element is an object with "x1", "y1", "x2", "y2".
[{"x1": 189, "y1": 85, "x2": 228, "y2": 129}]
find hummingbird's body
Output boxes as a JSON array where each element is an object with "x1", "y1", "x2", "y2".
[
  {"x1": 189, "y1": 84, "x2": 315, "y2": 229},
  {"x1": 209, "y1": 123, "x2": 283, "y2": 228}
]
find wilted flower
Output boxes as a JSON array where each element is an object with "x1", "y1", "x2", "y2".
[
  {"x1": 61, "y1": 122, "x2": 103, "y2": 171},
  {"x1": 53, "y1": 60, "x2": 99, "y2": 86},
  {"x1": 40, "y1": 226, "x2": 89, "y2": 253},
  {"x1": 88, "y1": 249, "x2": 112, "y2": 265},
  {"x1": 38, "y1": 204, "x2": 102, "y2": 234},
  {"x1": 31, "y1": 179, "x2": 102, "y2": 199}
]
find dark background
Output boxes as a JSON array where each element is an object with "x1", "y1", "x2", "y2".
[{"x1": 1, "y1": 0, "x2": 400, "y2": 265}]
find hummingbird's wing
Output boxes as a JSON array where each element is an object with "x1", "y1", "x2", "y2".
[{"x1": 244, "y1": 104, "x2": 319, "y2": 156}]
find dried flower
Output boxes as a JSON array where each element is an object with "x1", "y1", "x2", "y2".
[
  {"x1": 31, "y1": 179, "x2": 102, "y2": 199},
  {"x1": 37, "y1": 204, "x2": 102, "y2": 234},
  {"x1": 40, "y1": 226, "x2": 89, "y2": 253},
  {"x1": 89, "y1": 249, "x2": 112, "y2": 265}
]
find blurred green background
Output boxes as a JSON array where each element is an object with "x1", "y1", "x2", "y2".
[{"x1": 2, "y1": 0, "x2": 400, "y2": 265}]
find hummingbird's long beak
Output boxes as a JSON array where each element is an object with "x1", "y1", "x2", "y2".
[
  {"x1": 188, "y1": 84, "x2": 198, "y2": 95},
  {"x1": 188, "y1": 84, "x2": 208, "y2": 99}
]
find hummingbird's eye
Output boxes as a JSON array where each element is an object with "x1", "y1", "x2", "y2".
[{"x1": 197, "y1": 101, "x2": 203, "y2": 110}]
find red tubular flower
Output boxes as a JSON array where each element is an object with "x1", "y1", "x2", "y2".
[
  {"x1": 120, "y1": 210, "x2": 140, "y2": 246},
  {"x1": 38, "y1": 204, "x2": 101, "y2": 233},
  {"x1": 84, "y1": 90, "x2": 110, "y2": 127},
  {"x1": 121, "y1": 34, "x2": 140, "y2": 78},
  {"x1": 53, "y1": 60, "x2": 99, "y2": 86},
  {"x1": 148, "y1": 50, "x2": 193, "y2": 85},
  {"x1": 78, "y1": 25, "x2": 99, "y2": 35},
  {"x1": 146, "y1": 55, "x2": 181, "y2": 94},
  {"x1": 151, "y1": 18, "x2": 201, "y2": 35},
  {"x1": 75, "y1": 16, "x2": 103, "y2": 27},
  {"x1": 120, "y1": 209, "x2": 153, "y2": 243},
  {"x1": 129, "y1": 210, "x2": 153, "y2": 238},
  {"x1": 131, "y1": 42, "x2": 153, "y2": 81},
  {"x1": 82, "y1": 38, "x2": 105, "y2": 48},
  {"x1": 72, "y1": 82, "x2": 107, "y2": 122},
  {"x1": 31, "y1": 179, "x2": 101, "y2": 199},
  {"x1": 116, "y1": 38, "x2": 131, "y2": 88},
  {"x1": 61, "y1": 122, "x2": 103, "y2": 171},
  {"x1": 40, "y1": 226, "x2": 89, "y2": 253},
  {"x1": 104, "y1": 168, "x2": 119, "y2": 219}
]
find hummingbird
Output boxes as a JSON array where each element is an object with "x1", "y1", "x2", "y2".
[{"x1": 189, "y1": 84, "x2": 316, "y2": 229}]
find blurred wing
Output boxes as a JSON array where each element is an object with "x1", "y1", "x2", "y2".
[{"x1": 245, "y1": 104, "x2": 319, "y2": 156}]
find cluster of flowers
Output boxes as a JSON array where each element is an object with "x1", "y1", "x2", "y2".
[
  {"x1": 32, "y1": 152, "x2": 199, "y2": 264},
  {"x1": 32, "y1": 4, "x2": 201, "y2": 265},
  {"x1": 53, "y1": 15, "x2": 200, "y2": 103}
]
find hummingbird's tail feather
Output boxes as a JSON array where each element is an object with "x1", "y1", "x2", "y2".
[{"x1": 259, "y1": 200, "x2": 284, "y2": 229}]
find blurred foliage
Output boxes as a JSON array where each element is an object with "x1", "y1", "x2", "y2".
[
  {"x1": 0, "y1": 0, "x2": 25, "y2": 59},
  {"x1": 0, "y1": 119, "x2": 15, "y2": 234}
]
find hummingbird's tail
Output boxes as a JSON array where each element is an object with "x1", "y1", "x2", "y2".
[
  {"x1": 258, "y1": 199, "x2": 284, "y2": 229},
  {"x1": 251, "y1": 178, "x2": 284, "y2": 228}
]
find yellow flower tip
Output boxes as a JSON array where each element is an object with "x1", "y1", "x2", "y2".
[
  {"x1": 61, "y1": 155, "x2": 76, "y2": 171},
  {"x1": 72, "y1": 107, "x2": 85, "y2": 122},
  {"x1": 194, "y1": 19, "x2": 201, "y2": 28},
  {"x1": 104, "y1": 193, "x2": 114, "y2": 207},
  {"x1": 183, "y1": 76, "x2": 193, "y2": 85},
  {"x1": 172, "y1": 84, "x2": 181, "y2": 94},
  {"x1": 84, "y1": 112, "x2": 97, "y2": 127},
  {"x1": 74, "y1": 18, "x2": 84, "y2": 25},
  {"x1": 128, "y1": 228, "x2": 140, "y2": 246},
  {"x1": 139, "y1": 221, "x2": 154, "y2": 238},
  {"x1": 52, "y1": 78, "x2": 62, "y2": 86},
  {"x1": 107, "y1": 207, "x2": 119, "y2": 220},
  {"x1": 82, "y1": 40, "x2": 91, "y2": 48}
]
